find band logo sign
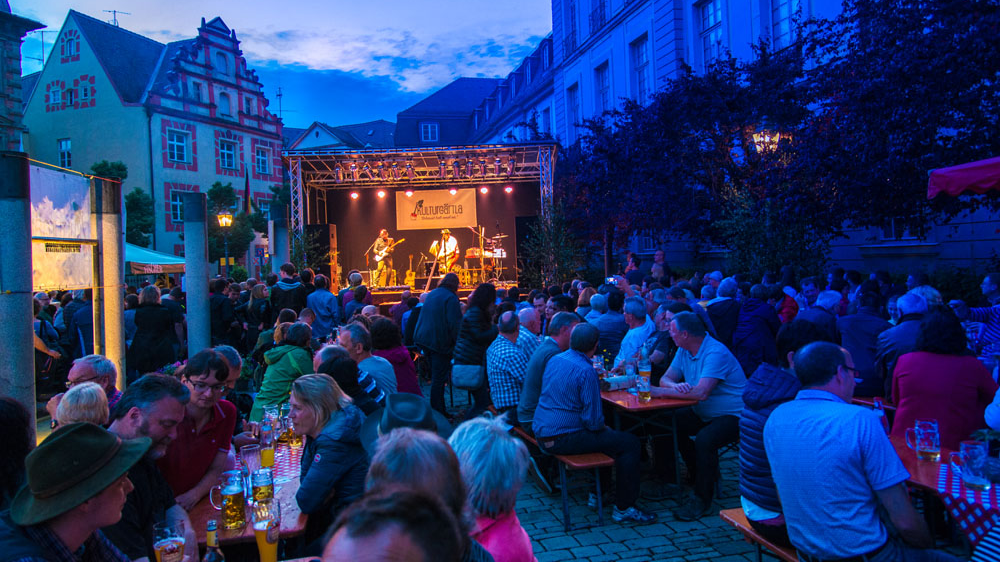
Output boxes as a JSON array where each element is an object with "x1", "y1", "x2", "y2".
[{"x1": 395, "y1": 188, "x2": 477, "y2": 230}]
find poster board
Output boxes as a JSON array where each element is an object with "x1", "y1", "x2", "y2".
[
  {"x1": 395, "y1": 188, "x2": 477, "y2": 231},
  {"x1": 30, "y1": 166, "x2": 94, "y2": 291}
]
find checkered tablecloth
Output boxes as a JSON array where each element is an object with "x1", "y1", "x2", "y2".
[
  {"x1": 937, "y1": 464, "x2": 1000, "y2": 548},
  {"x1": 235, "y1": 445, "x2": 303, "y2": 481}
]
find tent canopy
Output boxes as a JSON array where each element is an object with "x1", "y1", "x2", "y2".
[
  {"x1": 927, "y1": 156, "x2": 1000, "y2": 199},
  {"x1": 125, "y1": 243, "x2": 185, "y2": 274}
]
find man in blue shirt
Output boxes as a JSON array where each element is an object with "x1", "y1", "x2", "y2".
[
  {"x1": 764, "y1": 342, "x2": 960, "y2": 562},
  {"x1": 533, "y1": 323, "x2": 655, "y2": 524},
  {"x1": 594, "y1": 291, "x2": 628, "y2": 362},
  {"x1": 306, "y1": 274, "x2": 339, "y2": 340}
]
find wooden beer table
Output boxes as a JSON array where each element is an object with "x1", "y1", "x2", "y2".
[
  {"x1": 189, "y1": 445, "x2": 309, "y2": 547},
  {"x1": 601, "y1": 390, "x2": 698, "y2": 484},
  {"x1": 891, "y1": 435, "x2": 948, "y2": 492}
]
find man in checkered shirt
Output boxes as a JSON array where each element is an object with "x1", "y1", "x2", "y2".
[{"x1": 486, "y1": 311, "x2": 530, "y2": 418}]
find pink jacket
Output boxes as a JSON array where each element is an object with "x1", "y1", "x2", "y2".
[{"x1": 472, "y1": 511, "x2": 536, "y2": 562}]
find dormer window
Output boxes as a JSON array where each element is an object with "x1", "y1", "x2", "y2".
[
  {"x1": 219, "y1": 92, "x2": 232, "y2": 116},
  {"x1": 244, "y1": 97, "x2": 254, "y2": 115},
  {"x1": 215, "y1": 52, "x2": 228, "y2": 73}
]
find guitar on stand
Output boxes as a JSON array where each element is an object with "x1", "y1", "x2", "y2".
[{"x1": 404, "y1": 254, "x2": 416, "y2": 287}]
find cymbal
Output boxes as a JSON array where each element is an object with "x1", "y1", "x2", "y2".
[{"x1": 491, "y1": 234, "x2": 509, "y2": 239}]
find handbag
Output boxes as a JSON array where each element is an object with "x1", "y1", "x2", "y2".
[{"x1": 451, "y1": 363, "x2": 486, "y2": 391}]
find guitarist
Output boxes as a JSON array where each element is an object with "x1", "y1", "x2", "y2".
[
  {"x1": 372, "y1": 229, "x2": 395, "y2": 287},
  {"x1": 429, "y1": 228, "x2": 460, "y2": 273}
]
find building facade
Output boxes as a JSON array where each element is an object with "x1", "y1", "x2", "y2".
[
  {"x1": 0, "y1": 1, "x2": 42, "y2": 151},
  {"x1": 22, "y1": 11, "x2": 282, "y2": 259}
]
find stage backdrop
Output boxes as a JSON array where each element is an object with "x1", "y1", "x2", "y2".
[
  {"x1": 395, "y1": 188, "x2": 477, "y2": 230},
  {"x1": 30, "y1": 165, "x2": 94, "y2": 291}
]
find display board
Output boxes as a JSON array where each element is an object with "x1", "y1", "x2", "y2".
[
  {"x1": 30, "y1": 166, "x2": 94, "y2": 290},
  {"x1": 395, "y1": 188, "x2": 477, "y2": 231}
]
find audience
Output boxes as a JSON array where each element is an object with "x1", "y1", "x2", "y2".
[
  {"x1": 414, "y1": 273, "x2": 463, "y2": 416},
  {"x1": 0, "y1": 397, "x2": 33, "y2": 511},
  {"x1": 55, "y1": 381, "x2": 109, "y2": 426},
  {"x1": 340, "y1": 321, "x2": 398, "y2": 394},
  {"x1": 315, "y1": 345, "x2": 386, "y2": 414},
  {"x1": 250, "y1": 321, "x2": 314, "y2": 421},
  {"x1": 370, "y1": 316, "x2": 423, "y2": 395},
  {"x1": 453, "y1": 283, "x2": 499, "y2": 419},
  {"x1": 875, "y1": 292, "x2": 928, "y2": 396},
  {"x1": 485, "y1": 311, "x2": 529, "y2": 418}
]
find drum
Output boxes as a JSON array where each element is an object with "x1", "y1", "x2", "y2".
[
  {"x1": 457, "y1": 267, "x2": 471, "y2": 286},
  {"x1": 465, "y1": 248, "x2": 482, "y2": 259}
]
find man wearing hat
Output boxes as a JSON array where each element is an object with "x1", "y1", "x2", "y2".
[
  {"x1": 0, "y1": 423, "x2": 150, "y2": 561},
  {"x1": 360, "y1": 393, "x2": 452, "y2": 455},
  {"x1": 429, "y1": 229, "x2": 459, "y2": 273}
]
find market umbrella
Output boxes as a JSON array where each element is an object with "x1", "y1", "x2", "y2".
[{"x1": 927, "y1": 156, "x2": 1000, "y2": 199}]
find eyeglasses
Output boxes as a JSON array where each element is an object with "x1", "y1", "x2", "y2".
[
  {"x1": 189, "y1": 381, "x2": 227, "y2": 394},
  {"x1": 66, "y1": 376, "x2": 102, "y2": 388},
  {"x1": 841, "y1": 365, "x2": 862, "y2": 383}
]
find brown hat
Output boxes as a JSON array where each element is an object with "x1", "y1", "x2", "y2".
[
  {"x1": 441, "y1": 229, "x2": 451, "y2": 234},
  {"x1": 10, "y1": 423, "x2": 150, "y2": 525}
]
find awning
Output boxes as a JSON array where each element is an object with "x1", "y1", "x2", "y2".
[
  {"x1": 125, "y1": 243, "x2": 185, "y2": 274},
  {"x1": 927, "y1": 156, "x2": 1000, "y2": 199}
]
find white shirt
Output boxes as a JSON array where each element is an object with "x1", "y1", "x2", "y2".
[
  {"x1": 613, "y1": 316, "x2": 656, "y2": 367},
  {"x1": 433, "y1": 237, "x2": 458, "y2": 259}
]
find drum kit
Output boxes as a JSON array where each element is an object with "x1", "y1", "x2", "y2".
[{"x1": 461, "y1": 229, "x2": 509, "y2": 285}]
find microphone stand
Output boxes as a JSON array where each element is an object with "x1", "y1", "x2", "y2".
[{"x1": 363, "y1": 237, "x2": 378, "y2": 286}]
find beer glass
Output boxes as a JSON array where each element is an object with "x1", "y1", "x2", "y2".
[
  {"x1": 638, "y1": 357, "x2": 651, "y2": 380},
  {"x1": 592, "y1": 355, "x2": 605, "y2": 379},
  {"x1": 905, "y1": 419, "x2": 941, "y2": 462},
  {"x1": 241, "y1": 444, "x2": 261, "y2": 492},
  {"x1": 637, "y1": 375, "x2": 652, "y2": 403},
  {"x1": 210, "y1": 472, "x2": 246, "y2": 530},
  {"x1": 252, "y1": 498, "x2": 281, "y2": 562},
  {"x1": 153, "y1": 521, "x2": 185, "y2": 562},
  {"x1": 288, "y1": 420, "x2": 304, "y2": 449},
  {"x1": 278, "y1": 403, "x2": 293, "y2": 444},
  {"x1": 624, "y1": 363, "x2": 637, "y2": 395},
  {"x1": 252, "y1": 468, "x2": 274, "y2": 501},
  {"x1": 951, "y1": 440, "x2": 991, "y2": 491},
  {"x1": 260, "y1": 422, "x2": 276, "y2": 468}
]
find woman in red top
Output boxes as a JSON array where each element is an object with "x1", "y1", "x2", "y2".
[
  {"x1": 890, "y1": 310, "x2": 997, "y2": 451},
  {"x1": 369, "y1": 316, "x2": 423, "y2": 395}
]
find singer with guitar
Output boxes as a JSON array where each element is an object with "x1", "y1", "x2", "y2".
[
  {"x1": 429, "y1": 228, "x2": 460, "y2": 273},
  {"x1": 373, "y1": 229, "x2": 403, "y2": 287}
]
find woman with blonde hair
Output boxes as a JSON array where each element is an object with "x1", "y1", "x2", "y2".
[
  {"x1": 576, "y1": 287, "x2": 597, "y2": 318},
  {"x1": 449, "y1": 416, "x2": 535, "y2": 562},
  {"x1": 289, "y1": 373, "x2": 368, "y2": 550},
  {"x1": 127, "y1": 285, "x2": 177, "y2": 374},
  {"x1": 55, "y1": 381, "x2": 109, "y2": 426}
]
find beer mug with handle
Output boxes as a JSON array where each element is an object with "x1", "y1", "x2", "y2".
[
  {"x1": 210, "y1": 471, "x2": 247, "y2": 530},
  {"x1": 904, "y1": 419, "x2": 941, "y2": 462},
  {"x1": 951, "y1": 440, "x2": 991, "y2": 491},
  {"x1": 252, "y1": 498, "x2": 281, "y2": 562}
]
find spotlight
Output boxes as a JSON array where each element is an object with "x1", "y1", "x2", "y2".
[
  {"x1": 449, "y1": 188, "x2": 458, "y2": 195},
  {"x1": 377, "y1": 190, "x2": 386, "y2": 199},
  {"x1": 504, "y1": 186, "x2": 513, "y2": 194},
  {"x1": 350, "y1": 192, "x2": 359, "y2": 200},
  {"x1": 405, "y1": 190, "x2": 414, "y2": 197},
  {"x1": 479, "y1": 186, "x2": 489, "y2": 194}
]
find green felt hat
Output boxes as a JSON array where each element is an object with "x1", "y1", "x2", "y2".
[{"x1": 10, "y1": 423, "x2": 150, "y2": 526}]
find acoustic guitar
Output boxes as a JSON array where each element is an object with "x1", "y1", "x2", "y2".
[{"x1": 404, "y1": 254, "x2": 416, "y2": 287}]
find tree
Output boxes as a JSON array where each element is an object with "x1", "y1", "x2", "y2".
[
  {"x1": 124, "y1": 188, "x2": 154, "y2": 247},
  {"x1": 521, "y1": 202, "x2": 584, "y2": 288},
  {"x1": 90, "y1": 160, "x2": 127, "y2": 181},
  {"x1": 205, "y1": 182, "x2": 256, "y2": 263}
]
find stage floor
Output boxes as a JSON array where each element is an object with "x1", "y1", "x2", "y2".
[{"x1": 369, "y1": 281, "x2": 518, "y2": 314}]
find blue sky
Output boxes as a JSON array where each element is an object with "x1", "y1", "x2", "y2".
[{"x1": 15, "y1": 0, "x2": 552, "y2": 128}]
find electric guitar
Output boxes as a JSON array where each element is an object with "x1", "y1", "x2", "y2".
[{"x1": 374, "y1": 238, "x2": 405, "y2": 262}]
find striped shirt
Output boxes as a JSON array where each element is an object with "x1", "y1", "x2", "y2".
[
  {"x1": 969, "y1": 304, "x2": 1000, "y2": 346},
  {"x1": 486, "y1": 335, "x2": 529, "y2": 410}
]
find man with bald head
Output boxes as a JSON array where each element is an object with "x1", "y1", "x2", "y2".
[
  {"x1": 517, "y1": 307, "x2": 541, "y2": 357},
  {"x1": 46, "y1": 355, "x2": 122, "y2": 427},
  {"x1": 486, "y1": 311, "x2": 530, "y2": 418}
]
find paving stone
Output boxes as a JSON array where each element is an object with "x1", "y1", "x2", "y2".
[
  {"x1": 570, "y1": 545, "x2": 605, "y2": 558},
  {"x1": 535, "y1": 550, "x2": 575, "y2": 562},
  {"x1": 540, "y1": 535, "x2": 579, "y2": 550}
]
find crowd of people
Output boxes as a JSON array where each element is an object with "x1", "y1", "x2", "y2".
[{"x1": 8, "y1": 257, "x2": 1000, "y2": 561}]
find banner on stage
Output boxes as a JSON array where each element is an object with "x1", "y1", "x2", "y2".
[
  {"x1": 30, "y1": 165, "x2": 95, "y2": 291},
  {"x1": 395, "y1": 188, "x2": 477, "y2": 231}
]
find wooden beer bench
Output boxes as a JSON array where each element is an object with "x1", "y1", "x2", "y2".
[
  {"x1": 510, "y1": 425, "x2": 614, "y2": 532},
  {"x1": 719, "y1": 508, "x2": 797, "y2": 562}
]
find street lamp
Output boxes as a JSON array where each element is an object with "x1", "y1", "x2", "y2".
[
  {"x1": 751, "y1": 129, "x2": 784, "y2": 153},
  {"x1": 218, "y1": 211, "x2": 233, "y2": 277}
]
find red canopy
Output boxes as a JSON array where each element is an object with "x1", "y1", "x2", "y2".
[{"x1": 927, "y1": 156, "x2": 1000, "y2": 199}]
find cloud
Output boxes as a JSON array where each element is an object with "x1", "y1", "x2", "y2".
[{"x1": 236, "y1": 26, "x2": 545, "y2": 93}]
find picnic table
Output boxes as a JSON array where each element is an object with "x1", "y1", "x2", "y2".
[
  {"x1": 600, "y1": 389, "x2": 697, "y2": 483},
  {"x1": 188, "y1": 444, "x2": 308, "y2": 548}
]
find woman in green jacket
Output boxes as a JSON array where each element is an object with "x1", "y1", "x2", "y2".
[{"x1": 250, "y1": 322, "x2": 314, "y2": 421}]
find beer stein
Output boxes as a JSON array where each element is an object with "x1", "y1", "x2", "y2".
[
  {"x1": 951, "y1": 440, "x2": 991, "y2": 491},
  {"x1": 905, "y1": 419, "x2": 941, "y2": 462},
  {"x1": 252, "y1": 468, "x2": 274, "y2": 501},
  {"x1": 210, "y1": 471, "x2": 247, "y2": 529}
]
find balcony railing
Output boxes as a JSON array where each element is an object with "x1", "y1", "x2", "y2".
[
  {"x1": 563, "y1": 30, "x2": 577, "y2": 55},
  {"x1": 589, "y1": 1, "x2": 607, "y2": 34}
]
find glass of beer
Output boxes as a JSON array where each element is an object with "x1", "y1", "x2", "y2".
[
  {"x1": 638, "y1": 357, "x2": 651, "y2": 380},
  {"x1": 260, "y1": 422, "x2": 275, "y2": 468},
  {"x1": 252, "y1": 468, "x2": 274, "y2": 501},
  {"x1": 905, "y1": 419, "x2": 941, "y2": 462},
  {"x1": 637, "y1": 375, "x2": 652, "y2": 403},
  {"x1": 210, "y1": 473, "x2": 246, "y2": 530},
  {"x1": 288, "y1": 420, "x2": 304, "y2": 449},
  {"x1": 252, "y1": 499, "x2": 281, "y2": 562},
  {"x1": 153, "y1": 521, "x2": 185, "y2": 562}
]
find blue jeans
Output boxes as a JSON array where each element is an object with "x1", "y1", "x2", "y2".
[{"x1": 539, "y1": 427, "x2": 641, "y2": 510}]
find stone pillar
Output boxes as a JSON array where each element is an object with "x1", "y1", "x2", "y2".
[
  {"x1": 182, "y1": 192, "x2": 211, "y2": 355},
  {"x1": 270, "y1": 203, "x2": 289, "y2": 273},
  {"x1": 0, "y1": 151, "x2": 36, "y2": 438},
  {"x1": 93, "y1": 178, "x2": 125, "y2": 390}
]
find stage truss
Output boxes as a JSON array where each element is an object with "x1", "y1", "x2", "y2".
[{"x1": 283, "y1": 143, "x2": 557, "y2": 244}]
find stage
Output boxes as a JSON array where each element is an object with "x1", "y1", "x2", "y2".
[{"x1": 370, "y1": 281, "x2": 519, "y2": 316}]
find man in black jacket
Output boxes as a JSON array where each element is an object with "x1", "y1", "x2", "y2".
[
  {"x1": 270, "y1": 262, "x2": 308, "y2": 313},
  {"x1": 413, "y1": 273, "x2": 462, "y2": 415},
  {"x1": 874, "y1": 292, "x2": 928, "y2": 396},
  {"x1": 209, "y1": 278, "x2": 235, "y2": 346}
]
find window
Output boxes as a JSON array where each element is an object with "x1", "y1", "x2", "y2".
[
  {"x1": 257, "y1": 199, "x2": 270, "y2": 217},
  {"x1": 51, "y1": 86, "x2": 61, "y2": 106},
  {"x1": 219, "y1": 140, "x2": 237, "y2": 169},
  {"x1": 218, "y1": 92, "x2": 231, "y2": 116},
  {"x1": 66, "y1": 89, "x2": 75, "y2": 106},
  {"x1": 567, "y1": 84, "x2": 580, "y2": 140},
  {"x1": 880, "y1": 218, "x2": 917, "y2": 241},
  {"x1": 170, "y1": 191, "x2": 185, "y2": 223},
  {"x1": 630, "y1": 35, "x2": 650, "y2": 101},
  {"x1": 700, "y1": 0, "x2": 724, "y2": 66},
  {"x1": 595, "y1": 63, "x2": 610, "y2": 113},
  {"x1": 565, "y1": 0, "x2": 578, "y2": 53},
  {"x1": 80, "y1": 86, "x2": 89, "y2": 102},
  {"x1": 255, "y1": 147, "x2": 270, "y2": 175},
  {"x1": 58, "y1": 138, "x2": 71, "y2": 168},
  {"x1": 167, "y1": 130, "x2": 188, "y2": 163},
  {"x1": 244, "y1": 97, "x2": 254, "y2": 115},
  {"x1": 541, "y1": 107, "x2": 552, "y2": 134},
  {"x1": 215, "y1": 52, "x2": 228, "y2": 73},
  {"x1": 191, "y1": 81, "x2": 202, "y2": 102},
  {"x1": 420, "y1": 123, "x2": 439, "y2": 143},
  {"x1": 772, "y1": 0, "x2": 800, "y2": 49}
]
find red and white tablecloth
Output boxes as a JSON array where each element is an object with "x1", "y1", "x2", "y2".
[
  {"x1": 234, "y1": 445, "x2": 303, "y2": 482},
  {"x1": 936, "y1": 464, "x2": 1000, "y2": 549}
]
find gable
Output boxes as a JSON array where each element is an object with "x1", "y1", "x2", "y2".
[
  {"x1": 290, "y1": 123, "x2": 350, "y2": 150},
  {"x1": 69, "y1": 10, "x2": 164, "y2": 104}
]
